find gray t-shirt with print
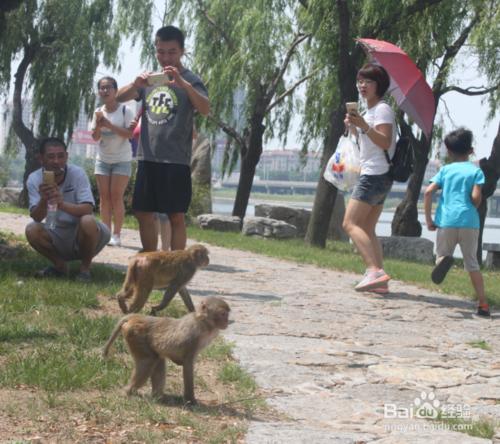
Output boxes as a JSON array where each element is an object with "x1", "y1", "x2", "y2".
[{"x1": 136, "y1": 69, "x2": 208, "y2": 165}]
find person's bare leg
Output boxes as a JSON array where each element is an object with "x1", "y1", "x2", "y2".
[
  {"x1": 96, "y1": 174, "x2": 112, "y2": 230},
  {"x1": 361, "y1": 204, "x2": 385, "y2": 270},
  {"x1": 76, "y1": 215, "x2": 100, "y2": 273},
  {"x1": 469, "y1": 271, "x2": 487, "y2": 306},
  {"x1": 135, "y1": 211, "x2": 158, "y2": 251},
  {"x1": 168, "y1": 213, "x2": 186, "y2": 251},
  {"x1": 25, "y1": 222, "x2": 67, "y2": 272},
  {"x1": 343, "y1": 199, "x2": 380, "y2": 270},
  {"x1": 159, "y1": 216, "x2": 171, "y2": 251},
  {"x1": 110, "y1": 174, "x2": 129, "y2": 236}
]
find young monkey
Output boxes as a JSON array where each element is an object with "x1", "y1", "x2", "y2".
[
  {"x1": 116, "y1": 244, "x2": 209, "y2": 314},
  {"x1": 103, "y1": 297, "x2": 231, "y2": 404}
]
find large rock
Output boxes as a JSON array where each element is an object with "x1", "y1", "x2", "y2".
[
  {"x1": 255, "y1": 200, "x2": 349, "y2": 241},
  {"x1": 379, "y1": 236, "x2": 434, "y2": 263},
  {"x1": 255, "y1": 204, "x2": 310, "y2": 237},
  {"x1": 0, "y1": 187, "x2": 21, "y2": 205},
  {"x1": 197, "y1": 214, "x2": 241, "y2": 232},
  {"x1": 190, "y1": 134, "x2": 212, "y2": 216},
  {"x1": 242, "y1": 216, "x2": 297, "y2": 239}
]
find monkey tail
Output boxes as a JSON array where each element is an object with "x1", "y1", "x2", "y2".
[{"x1": 102, "y1": 315, "x2": 132, "y2": 358}]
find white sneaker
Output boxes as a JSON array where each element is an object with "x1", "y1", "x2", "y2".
[{"x1": 108, "y1": 234, "x2": 121, "y2": 247}]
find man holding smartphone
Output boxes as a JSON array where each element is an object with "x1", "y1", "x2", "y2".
[
  {"x1": 25, "y1": 137, "x2": 110, "y2": 281},
  {"x1": 116, "y1": 25, "x2": 209, "y2": 252}
]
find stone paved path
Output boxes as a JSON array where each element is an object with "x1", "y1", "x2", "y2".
[{"x1": 2, "y1": 213, "x2": 499, "y2": 443}]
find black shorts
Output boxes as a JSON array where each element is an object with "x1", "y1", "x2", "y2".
[{"x1": 132, "y1": 161, "x2": 192, "y2": 214}]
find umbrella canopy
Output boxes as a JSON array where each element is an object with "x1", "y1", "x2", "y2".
[{"x1": 357, "y1": 38, "x2": 435, "y2": 140}]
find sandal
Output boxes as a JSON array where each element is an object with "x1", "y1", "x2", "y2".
[{"x1": 35, "y1": 266, "x2": 66, "y2": 279}]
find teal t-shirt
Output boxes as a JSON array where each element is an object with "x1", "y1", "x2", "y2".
[{"x1": 430, "y1": 161, "x2": 484, "y2": 228}]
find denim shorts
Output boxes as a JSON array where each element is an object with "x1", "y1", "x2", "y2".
[
  {"x1": 95, "y1": 160, "x2": 132, "y2": 177},
  {"x1": 351, "y1": 173, "x2": 393, "y2": 206}
]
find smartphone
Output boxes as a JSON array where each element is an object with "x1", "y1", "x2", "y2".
[
  {"x1": 345, "y1": 102, "x2": 359, "y2": 116},
  {"x1": 43, "y1": 170, "x2": 55, "y2": 184},
  {"x1": 147, "y1": 72, "x2": 168, "y2": 86}
]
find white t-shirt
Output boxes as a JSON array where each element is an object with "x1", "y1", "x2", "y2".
[
  {"x1": 358, "y1": 101, "x2": 396, "y2": 176},
  {"x1": 91, "y1": 104, "x2": 135, "y2": 163}
]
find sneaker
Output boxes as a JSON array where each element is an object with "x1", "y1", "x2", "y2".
[
  {"x1": 355, "y1": 269, "x2": 391, "y2": 292},
  {"x1": 108, "y1": 234, "x2": 121, "y2": 247},
  {"x1": 431, "y1": 256, "x2": 454, "y2": 284},
  {"x1": 370, "y1": 282, "x2": 389, "y2": 294},
  {"x1": 35, "y1": 266, "x2": 66, "y2": 279},
  {"x1": 75, "y1": 271, "x2": 91, "y2": 283},
  {"x1": 477, "y1": 304, "x2": 491, "y2": 318}
]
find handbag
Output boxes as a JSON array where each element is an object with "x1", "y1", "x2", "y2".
[
  {"x1": 384, "y1": 135, "x2": 414, "y2": 182},
  {"x1": 323, "y1": 135, "x2": 360, "y2": 192}
]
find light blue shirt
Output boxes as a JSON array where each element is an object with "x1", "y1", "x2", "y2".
[{"x1": 431, "y1": 161, "x2": 484, "y2": 228}]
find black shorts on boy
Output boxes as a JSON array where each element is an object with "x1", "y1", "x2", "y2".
[{"x1": 132, "y1": 161, "x2": 192, "y2": 214}]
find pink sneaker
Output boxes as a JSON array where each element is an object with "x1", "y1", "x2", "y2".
[
  {"x1": 355, "y1": 269, "x2": 390, "y2": 292},
  {"x1": 370, "y1": 282, "x2": 389, "y2": 294}
]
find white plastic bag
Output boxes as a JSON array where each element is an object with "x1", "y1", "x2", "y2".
[{"x1": 323, "y1": 135, "x2": 360, "y2": 192}]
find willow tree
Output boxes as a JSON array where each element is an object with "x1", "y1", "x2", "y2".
[
  {"x1": 163, "y1": 0, "x2": 314, "y2": 218},
  {"x1": 389, "y1": 1, "x2": 499, "y2": 236},
  {"x1": 0, "y1": 0, "x2": 153, "y2": 205},
  {"x1": 300, "y1": 0, "x2": 446, "y2": 247}
]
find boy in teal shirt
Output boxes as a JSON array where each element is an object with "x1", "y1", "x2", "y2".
[{"x1": 424, "y1": 128, "x2": 490, "y2": 317}]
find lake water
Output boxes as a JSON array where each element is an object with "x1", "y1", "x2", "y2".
[{"x1": 213, "y1": 198, "x2": 500, "y2": 259}]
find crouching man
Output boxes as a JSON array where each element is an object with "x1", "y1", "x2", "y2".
[{"x1": 25, "y1": 137, "x2": 110, "y2": 282}]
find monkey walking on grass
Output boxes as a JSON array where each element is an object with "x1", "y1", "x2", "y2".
[
  {"x1": 103, "y1": 296, "x2": 231, "y2": 405},
  {"x1": 116, "y1": 244, "x2": 210, "y2": 315}
]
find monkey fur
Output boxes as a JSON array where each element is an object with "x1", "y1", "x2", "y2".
[
  {"x1": 116, "y1": 244, "x2": 210, "y2": 315},
  {"x1": 103, "y1": 296, "x2": 230, "y2": 404}
]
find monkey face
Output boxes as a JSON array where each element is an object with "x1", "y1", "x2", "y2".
[
  {"x1": 191, "y1": 245, "x2": 210, "y2": 267},
  {"x1": 201, "y1": 297, "x2": 231, "y2": 329},
  {"x1": 214, "y1": 307, "x2": 230, "y2": 329}
]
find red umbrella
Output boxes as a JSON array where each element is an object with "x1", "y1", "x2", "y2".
[{"x1": 357, "y1": 38, "x2": 435, "y2": 140}]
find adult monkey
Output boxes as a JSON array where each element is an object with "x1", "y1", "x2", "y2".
[
  {"x1": 103, "y1": 297, "x2": 230, "y2": 405},
  {"x1": 116, "y1": 244, "x2": 209, "y2": 314}
]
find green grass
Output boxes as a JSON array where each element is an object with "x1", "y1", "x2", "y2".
[
  {"x1": 0, "y1": 229, "x2": 260, "y2": 441},
  {"x1": 467, "y1": 340, "x2": 492, "y2": 351},
  {"x1": 433, "y1": 413, "x2": 497, "y2": 439},
  {"x1": 187, "y1": 225, "x2": 500, "y2": 307}
]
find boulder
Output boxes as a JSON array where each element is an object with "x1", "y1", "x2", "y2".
[
  {"x1": 255, "y1": 204, "x2": 309, "y2": 237},
  {"x1": 255, "y1": 201, "x2": 349, "y2": 241},
  {"x1": 378, "y1": 236, "x2": 434, "y2": 263},
  {"x1": 242, "y1": 216, "x2": 297, "y2": 239},
  {"x1": 197, "y1": 214, "x2": 241, "y2": 232},
  {"x1": 0, "y1": 187, "x2": 21, "y2": 205}
]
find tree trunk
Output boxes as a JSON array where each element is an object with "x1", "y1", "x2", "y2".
[
  {"x1": 391, "y1": 134, "x2": 429, "y2": 236},
  {"x1": 12, "y1": 45, "x2": 39, "y2": 208},
  {"x1": 477, "y1": 121, "x2": 500, "y2": 264},
  {"x1": 232, "y1": 114, "x2": 265, "y2": 218},
  {"x1": 305, "y1": 108, "x2": 343, "y2": 247},
  {"x1": 305, "y1": 0, "x2": 360, "y2": 247}
]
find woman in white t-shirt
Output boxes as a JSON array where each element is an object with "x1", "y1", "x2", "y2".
[
  {"x1": 91, "y1": 77, "x2": 135, "y2": 247},
  {"x1": 343, "y1": 63, "x2": 396, "y2": 293}
]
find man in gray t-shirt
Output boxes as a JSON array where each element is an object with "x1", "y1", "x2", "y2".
[
  {"x1": 25, "y1": 137, "x2": 110, "y2": 281},
  {"x1": 117, "y1": 25, "x2": 209, "y2": 252}
]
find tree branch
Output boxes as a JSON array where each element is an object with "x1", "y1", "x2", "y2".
[
  {"x1": 266, "y1": 67, "x2": 320, "y2": 113},
  {"x1": 206, "y1": 113, "x2": 245, "y2": 148},
  {"x1": 366, "y1": 0, "x2": 446, "y2": 37},
  {"x1": 433, "y1": 12, "x2": 480, "y2": 100},
  {"x1": 441, "y1": 84, "x2": 499, "y2": 96},
  {"x1": 195, "y1": 0, "x2": 234, "y2": 51},
  {"x1": 265, "y1": 32, "x2": 310, "y2": 105}
]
